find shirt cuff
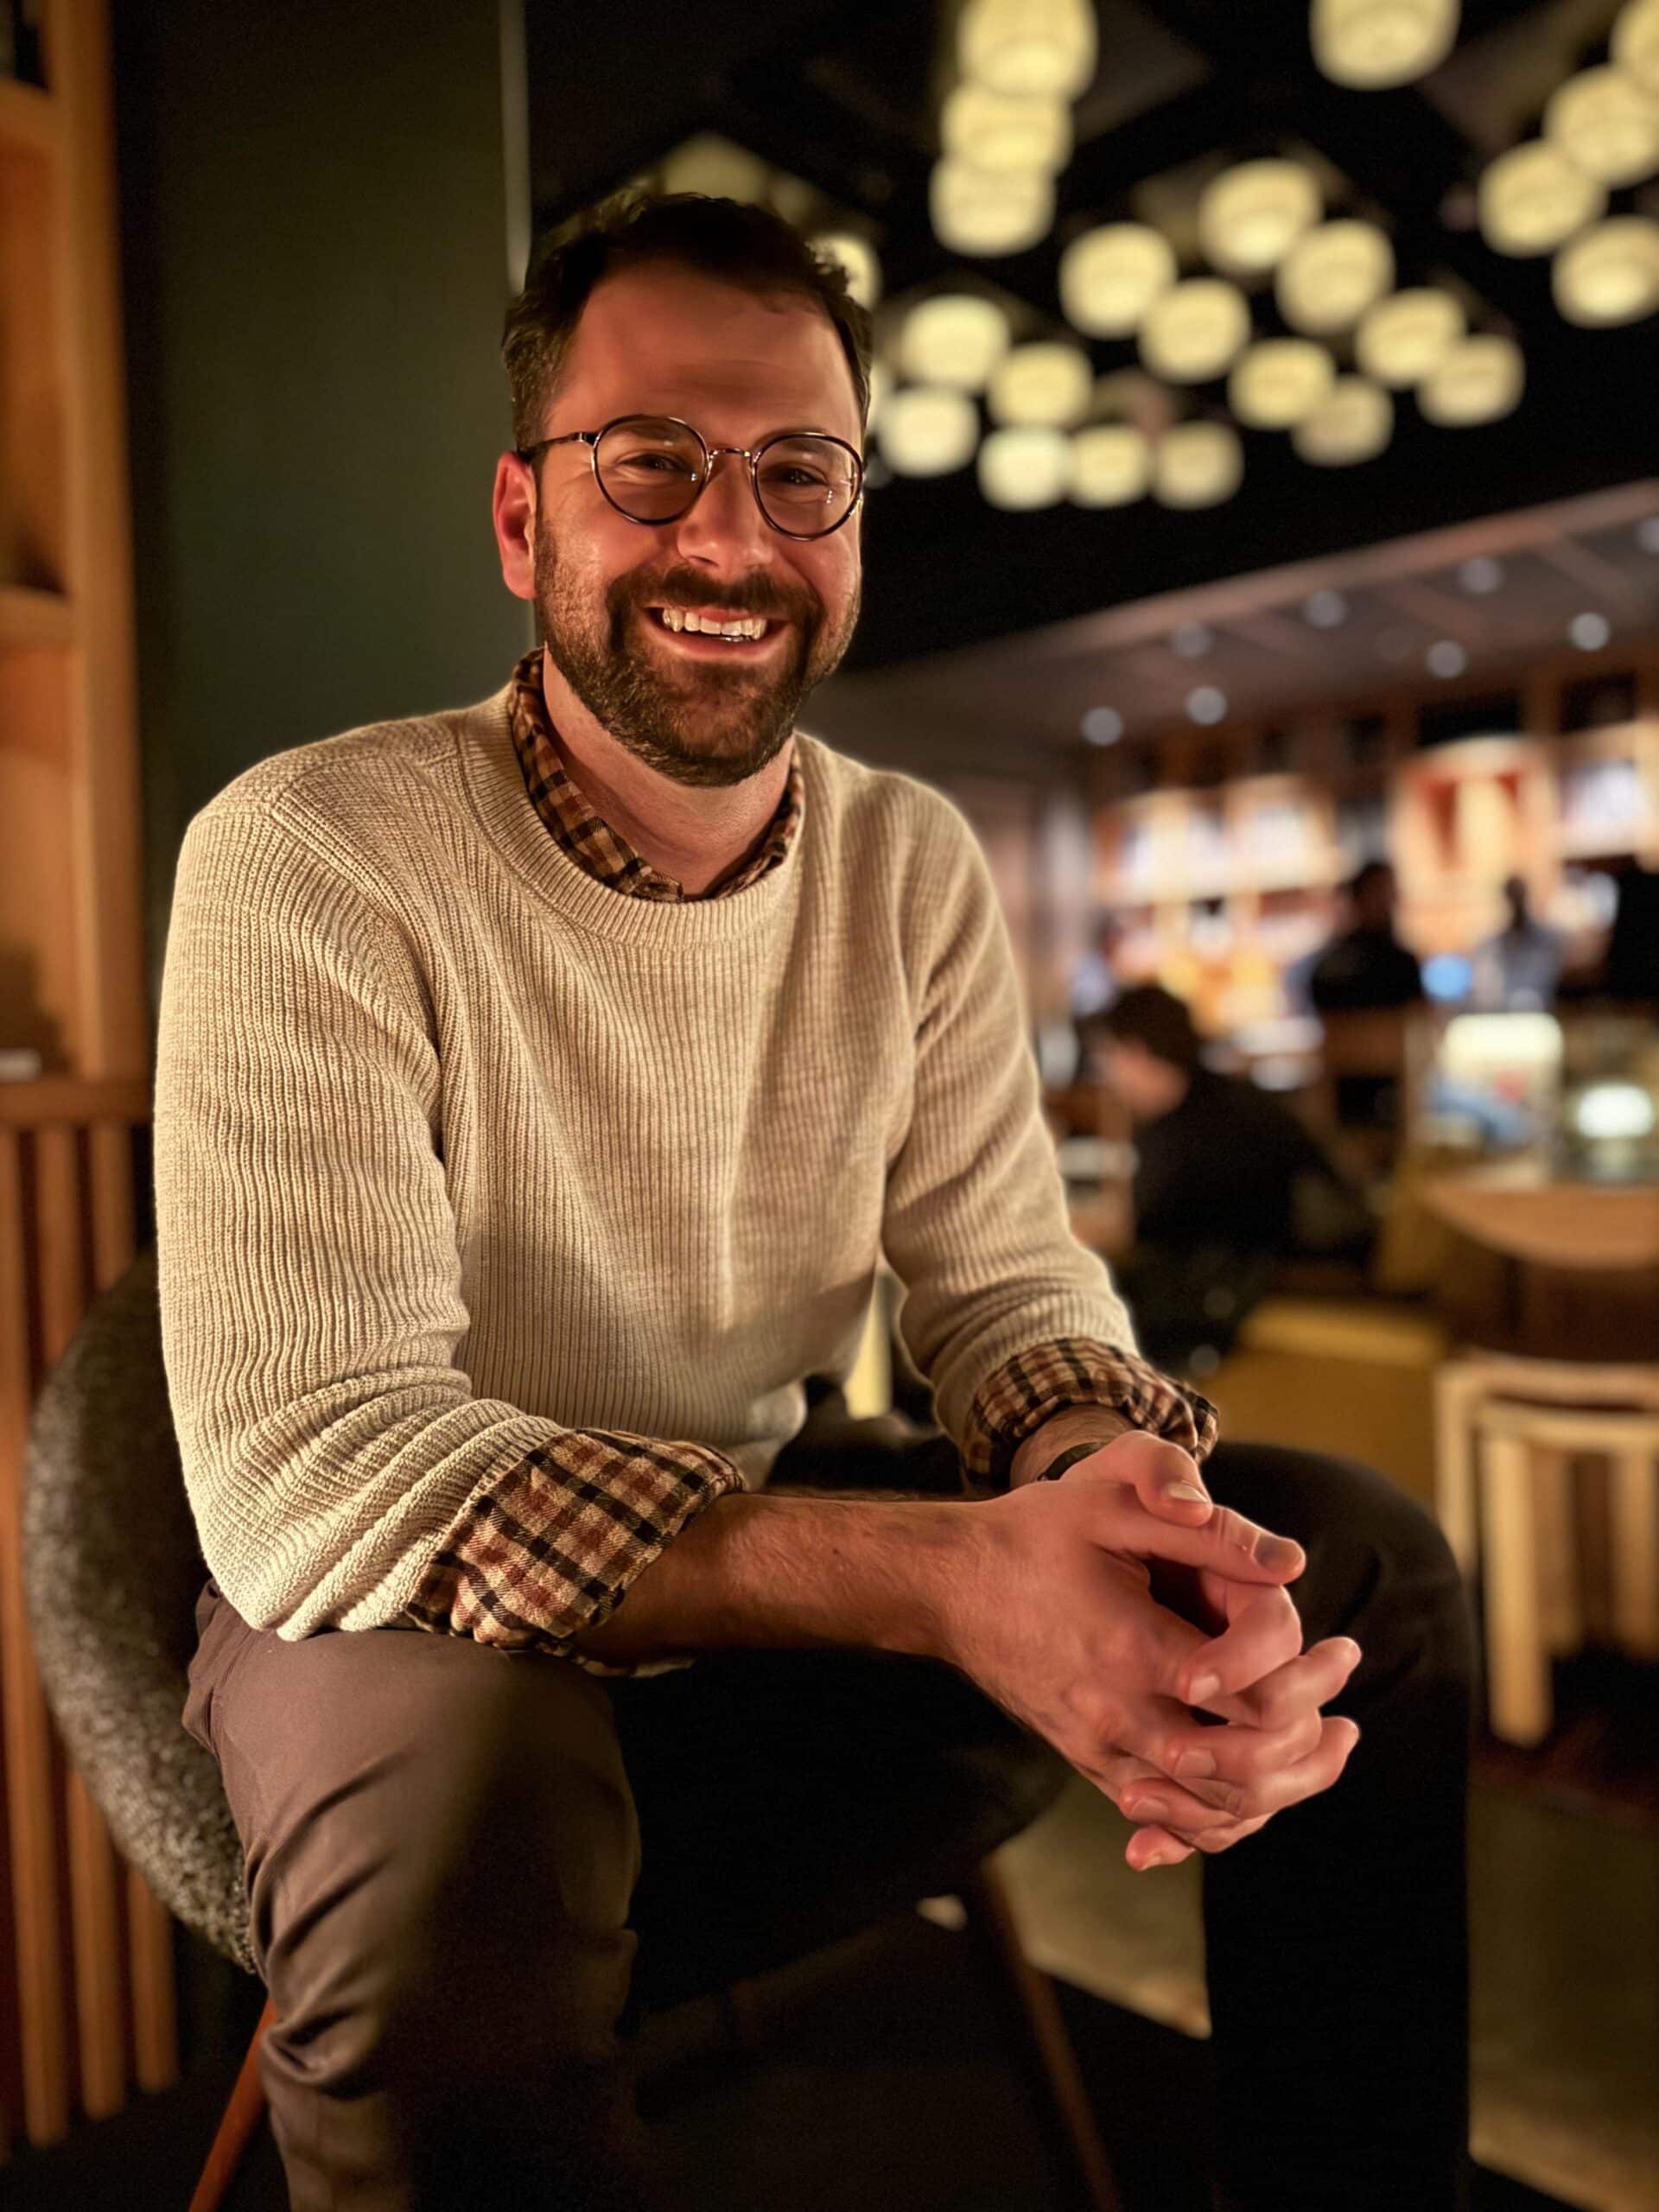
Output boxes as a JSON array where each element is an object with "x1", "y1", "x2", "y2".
[
  {"x1": 401, "y1": 1429, "x2": 745, "y2": 1672},
  {"x1": 963, "y1": 1336, "x2": 1219, "y2": 1493}
]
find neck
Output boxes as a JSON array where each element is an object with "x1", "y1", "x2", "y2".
[{"x1": 538, "y1": 647, "x2": 791, "y2": 896}]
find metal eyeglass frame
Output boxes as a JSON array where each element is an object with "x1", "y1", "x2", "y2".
[{"x1": 515, "y1": 412, "x2": 865, "y2": 542}]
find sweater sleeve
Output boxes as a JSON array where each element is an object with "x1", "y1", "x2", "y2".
[
  {"x1": 152, "y1": 802, "x2": 741, "y2": 1656},
  {"x1": 880, "y1": 797, "x2": 1183, "y2": 1471}
]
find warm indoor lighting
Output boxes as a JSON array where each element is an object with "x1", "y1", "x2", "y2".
[
  {"x1": 1154, "y1": 421, "x2": 1244, "y2": 508},
  {"x1": 958, "y1": 0, "x2": 1098, "y2": 99},
  {"x1": 877, "y1": 385, "x2": 979, "y2": 475},
  {"x1": 1310, "y1": 0, "x2": 1460, "y2": 88},
  {"x1": 1276, "y1": 219, "x2": 1395, "y2": 333},
  {"x1": 1139, "y1": 277, "x2": 1251, "y2": 382},
  {"x1": 1292, "y1": 375, "x2": 1394, "y2": 462},
  {"x1": 1059, "y1": 223, "x2": 1177, "y2": 335},
  {"x1": 1198, "y1": 159, "x2": 1323, "y2": 274},
  {"x1": 1614, "y1": 0, "x2": 1659, "y2": 96},
  {"x1": 1229, "y1": 338, "x2": 1336, "y2": 428},
  {"x1": 1570, "y1": 610, "x2": 1611, "y2": 649},
  {"x1": 978, "y1": 424, "x2": 1071, "y2": 508},
  {"x1": 1417, "y1": 334, "x2": 1524, "y2": 425},
  {"x1": 810, "y1": 232, "x2": 882, "y2": 309},
  {"x1": 1355, "y1": 287, "x2": 1465, "y2": 383},
  {"x1": 1082, "y1": 706, "x2": 1125, "y2": 745},
  {"x1": 1573, "y1": 1080, "x2": 1656, "y2": 1141},
  {"x1": 1069, "y1": 423, "x2": 1152, "y2": 505},
  {"x1": 1553, "y1": 216, "x2": 1659, "y2": 326},
  {"x1": 898, "y1": 293, "x2": 1012, "y2": 390},
  {"x1": 988, "y1": 340, "x2": 1094, "y2": 426},
  {"x1": 1478, "y1": 140, "x2": 1606, "y2": 256},
  {"x1": 1186, "y1": 684, "x2": 1229, "y2": 724},
  {"x1": 941, "y1": 81, "x2": 1072, "y2": 172},
  {"x1": 1545, "y1": 66, "x2": 1659, "y2": 188},
  {"x1": 930, "y1": 158, "x2": 1054, "y2": 255}
]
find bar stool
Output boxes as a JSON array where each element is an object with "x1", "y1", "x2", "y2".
[{"x1": 1433, "y1": 1353, "x2": 1659, "y2": 1743}]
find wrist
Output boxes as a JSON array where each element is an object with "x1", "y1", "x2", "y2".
[{"x1": 1008, "y1": 1403, "x2": 1132, "y2": 1488}]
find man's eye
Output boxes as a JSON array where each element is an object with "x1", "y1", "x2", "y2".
[{"x1": 613, "y1": 451, "x2": 695, "y2": 476}]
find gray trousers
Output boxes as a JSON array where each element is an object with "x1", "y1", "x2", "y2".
[{"x1": 184, "y1": 1437, "x2": 1474, "y2": 2212}]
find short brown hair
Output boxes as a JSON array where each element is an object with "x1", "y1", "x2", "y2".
[
  {"x1": 1100, "y1": 985, "x2": 1203, "y2": 1074},
  {"x1": 501, "y1": 191, "x2": 874, "y2": 452}
]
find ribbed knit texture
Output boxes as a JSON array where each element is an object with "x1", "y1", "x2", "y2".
[{"x1": 153, "y1": 683, "x2": 1140, "y2": 1643}]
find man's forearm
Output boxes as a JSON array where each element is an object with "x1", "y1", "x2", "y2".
[{"x1": 571, "y1": 1491, "x2": 971, "y2": 1667}]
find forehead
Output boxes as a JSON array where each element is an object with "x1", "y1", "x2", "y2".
[{"x1": 551, "y1": 261, "x2": 861, "y2": 446}]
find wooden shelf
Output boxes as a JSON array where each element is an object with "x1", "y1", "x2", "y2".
[
  {"x1": 0, "y1": 78, "x2": 57, "y2": 161},
  {"x1": 0, "y1": 586, "x2": 73, "y2": 649}
]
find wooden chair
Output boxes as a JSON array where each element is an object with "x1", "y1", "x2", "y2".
[{"x1": 23, "y1": 1248, "x2": 1122, "y2": 2211}]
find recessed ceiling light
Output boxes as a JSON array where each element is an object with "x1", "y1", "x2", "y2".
[
  {"x1": 1459, "y1": 556, "x2": 1503, "y2": 594},
  {"x1": 1304, "y1": 588, "x2": 1349, "y2": 628},
  {"x1": 1186, "y1": 685, "x2": 1228, "y2": 726},
  {"x1": 1172, "y1": 622, "x2": 1213, "y2": 658},
  {"x1": 1569, "y1": 611, "x2": 1611, "y2": 651},
  {"x1": 1427, "y1": 639, "x2": 1468, "y2": 677},
  {"x1": 1082, "y1": 706, "x2": 1124, "y2": 745},
  {"x1": 1637, "y1": 517, "x2": 1659, "y2": 554}
]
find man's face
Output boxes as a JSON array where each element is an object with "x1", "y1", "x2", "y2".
[{"x1": 509, "y1": 260, "x2": 863, "y2": 789}]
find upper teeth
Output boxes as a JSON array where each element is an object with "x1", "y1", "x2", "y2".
[{"x1": 658, "y1": 608, "x2": 767, "y2": 639}]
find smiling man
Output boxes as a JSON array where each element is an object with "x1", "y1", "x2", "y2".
[{"x1": 154, "y1": 194, "x2": 1473, "y2": 2212}]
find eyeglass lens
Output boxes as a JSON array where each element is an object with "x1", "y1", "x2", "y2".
[{"x1": 594, "y1": 416, "x2": 858, "y2": 535}]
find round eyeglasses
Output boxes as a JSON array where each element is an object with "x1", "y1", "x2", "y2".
[{"x1": 516, "y1": 413, "x2": 864, "y2": 541}]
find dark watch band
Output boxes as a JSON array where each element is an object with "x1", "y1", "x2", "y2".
[{"x1": 1035, "y1": 1440, "x2": 1111, "y2": 1482}]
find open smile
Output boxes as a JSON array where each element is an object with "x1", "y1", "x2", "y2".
[{"x1": 639, "y1": 602, "x2": 791, "y2": 656}]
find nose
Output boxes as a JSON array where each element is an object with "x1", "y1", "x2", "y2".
[{"x1": 671, "y1": 448, "x2": 774, "y2": 569}]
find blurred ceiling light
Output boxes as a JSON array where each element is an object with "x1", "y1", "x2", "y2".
[
  {"x1": 941, "y1": 82, "x2": 1072, "y2": 172},
  {"x1": 1139, "y1": 277, "x2": 1251, "y2": 382},
  {"x1": 1154, "y1": 421, "x2": 1245, "y2": 508},
  {"x1": 899, "y1": 293, "x2": 1011, "y2": 390},
  {"x1": 1186, "y1": 685, "x2": 1229, "y2": 724},
  {"x1": 1069, "y1": 423, "x2": 1153, "y2": 505},
  {"x1": 931, "y1": 159, "x2": 1054, "y2": 255},
  {"x1": 1276, "y1": 219, "x2": 1395, "y2": 333},
  {"x1": 979, "y1": 424, "x2": 1071, "y2": 508},
  {"x1": 1082, "y1": 706, "x2": 1125, "y2": 745},
  {"x1": 1417, "y1": 333, "x2": 1524, "y2": 425},
  {"x1": 1459, "y1": 555, "x2": 1504, "y2": 593},
  {"x1": 810, "y1": 232, "x2": 882, "y2": 311},
  {"x1": 1545, "y1": 66, "x2": 1659, "y2": 187},
  {"x1": 1172, "y1": 621, "x2": 1214, "y2": 657},
  {"x1": 1229, "y1": 337, "x2": 1337, "y2": 428},
  {"x1": 1310, "y1": 0, "x2": 1460, "y2": 88},
  {"x1": 1059, "y1": 223, "x2": 1177, "y2": 336},
  {"x1": 1553, "y1": 216, "x2": 1659, "y2": 325},
  {"x1": 1355, "y1": 286, "x2": 1465, "y2": 383},
  {"x1": 1613, "y1": 0, "x2": 1659, "y2": 96},
  {"x1": 1292, "y1": 375, "x2": 1394, "y2": 462},
  {"x1": 1304, "y1": 589, "x2": 1350, "y2": 626},
  {"x1": 989, "y1": 340, "x2": 1095, "y2": 426},
  {"x1": 1198, "y1": 160, "x2": 1323, "y2": 275},
  {"x1": 1478, "y1": 140, "x2": 1605, "y2": 256},
  {"x1": 1427, "y1": 639, "x2": 1468, "y2": 676},
  {"x1": 958, "y1": 0, "x2": 1098, "y2": 99},
  {"x1": 877, "y1": 386, "x2": 980, "y2": 476},
  {"x1": 1638, "y1": 516, "x2": 1659, "y2": 551},
  {"x1": 1570, "y1": 610, "x2": 1611, "y2": 649}
]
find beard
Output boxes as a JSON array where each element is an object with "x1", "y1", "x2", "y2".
[{"x1": 532, "y1": 517, "x2": 859, "y2": 790}]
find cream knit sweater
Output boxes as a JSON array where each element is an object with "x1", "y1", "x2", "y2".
[{"x1": 152, "y1": 683, "x2": 1137, "y2": 1641}]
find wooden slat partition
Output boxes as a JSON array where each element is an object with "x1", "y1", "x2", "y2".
[{"x1": 0, "y1": 1076, "x2": 172, "y2": 2152}]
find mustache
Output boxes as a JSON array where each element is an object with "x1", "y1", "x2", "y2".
[{"x1": 620, "y1": 570, "x2": 817, "y2": 626}]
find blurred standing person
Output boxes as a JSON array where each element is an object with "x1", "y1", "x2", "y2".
[
  {"x1": 1308, "y1": 861, "x2": 1423, "y2": 1014},
  {"x1": 1471, "y1": 875, "x2": 1563, "y2": 1009}
]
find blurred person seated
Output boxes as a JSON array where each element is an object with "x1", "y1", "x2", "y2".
[
  {"x1": 1089, "y1": 987, "x2": 1371, "y2": 1371},
  {"x1": 1470, "y1": 875, "x2": 1564, "y2": 1010}
]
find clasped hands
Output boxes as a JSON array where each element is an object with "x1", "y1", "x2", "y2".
[{"x1": 951, "y1": 1431, "x2": 1361, "y2": 1872}]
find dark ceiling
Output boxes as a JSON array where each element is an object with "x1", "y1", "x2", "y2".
[{"x1": 526, "y1": 0, "x2": 1659, "y2": 677}]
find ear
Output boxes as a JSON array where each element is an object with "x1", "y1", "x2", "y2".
[{"x1": 492, "y1": 452, "x2": 537, "y2": 602}]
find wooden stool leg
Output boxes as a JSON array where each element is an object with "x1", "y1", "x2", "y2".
[
  {"x1": 1610, "y1": 1446, "x2": 1659, "y2": 1659},
  {"x1": 956, "y1": 1860, "x2": 1120, "y2": 2212},
  {"x1": 1479, "y1": 1432, "x2": 1551, "y2": 1746},
  {"x1": 1433, "y1": 1368, "x2": 1480, "y2": 1578},
  {"x1": 1531, "y1": 1446, "x2": 1583, "y2": 1659},
  {"x1": 188, "y1": 1995, "x2": 275, "y2": 2212}
]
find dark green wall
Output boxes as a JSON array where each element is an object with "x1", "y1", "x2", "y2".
[{"x1": 113, "y1": 0, "x2": 532, "y2": 1019}]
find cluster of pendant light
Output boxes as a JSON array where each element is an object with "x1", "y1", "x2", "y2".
[{"x1": 1476, "y1": 0, "x2": 1659, "y2": 330}]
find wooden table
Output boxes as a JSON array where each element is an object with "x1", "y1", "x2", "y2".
[{"x1": 1420, "y1": 1159, "x2": 1659, "y2": 1271}]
